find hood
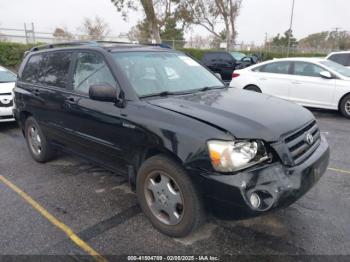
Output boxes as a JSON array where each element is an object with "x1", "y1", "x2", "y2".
[
  {"x1": 148, "y1": 88, "x2": 314, "y2": 142},
  {"x1": 0, "y1": 82, "x2": 15, "y2": 94}
]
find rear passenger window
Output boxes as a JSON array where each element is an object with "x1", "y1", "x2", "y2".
[
  {"x1": 260, "y1": 62, "x2": 291, "y2": 74},
  {"x1": 203, "y1": 53, "x2": 217, "y2": 63},
  {"x1": 43, "y1": 52, "x2": 72, "y2": 88},
  {"x1": 21, "y1": 55, "x2": 43, "y2": 83},
  {"x1": 73, "y1": 52, "x2": 116, "y2": 95}
]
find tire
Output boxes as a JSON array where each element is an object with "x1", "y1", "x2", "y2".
[
  {"x1": 244, "y1": 85, "x2": 262, "y2": 93},
  {"x1": 136, "y1": 155, "x2": 205, "y2": 237},
  {"x1": 340, "y1": 94, "x2": 350, "y2": 119},
  {"x1": 25, "y1": 116, "x2": 55, "y2": 162}
]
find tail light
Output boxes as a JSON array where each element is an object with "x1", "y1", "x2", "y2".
[{"x1": 232, "y1": 73, "x2": 240, "y2": 78}]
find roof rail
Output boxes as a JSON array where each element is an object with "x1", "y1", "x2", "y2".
[
  {"x1": 29, "y1": 41, "x2": 99, "y2": 52},
  {"x1": 29, "y1": 40, "x2": 172, "y2": 53}
]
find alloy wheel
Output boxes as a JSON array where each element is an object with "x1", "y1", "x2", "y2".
[
  {"x1": 345, "y1": 100, "x2": 350, "y2": 116},
  {"x1": 28, "y1": 125, "x2": 42, "y2": 156},
  {"x1": 144, "y1": 171, "x2": 184, "y2": 225}
]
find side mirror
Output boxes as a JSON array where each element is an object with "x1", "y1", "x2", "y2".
[
  {"x1": 320, "y1": 71, "x2": 333, "y2": 79},
  {"x1": 89, "y1": 83, "x2": 118, "y2": 102},
  {"x1": 241, "y1": 57, "x2": 252, "y2": 63},
  {"x1": 214, "y1": 73, "x2": 222, "y2": 80}
]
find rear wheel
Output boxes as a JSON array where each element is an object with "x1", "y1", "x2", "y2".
[
  {"x1": 244, "y1": 85, "x2": 262, "y2": 93},
  {"x1": 340, "y1": 94, "x2": 350, "y2": 119},
  {"x1": 136, "y1": 155, "x2": 205, "y2": 237},
  {"x1": 25, "y1": 117, "x2": 55, "y2": 162}
]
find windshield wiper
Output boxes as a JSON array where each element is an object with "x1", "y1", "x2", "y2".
[
  {"x1": 140, "y1": 86, "x2": 226, "y2": 98},
  {"x1": 197, "y1": 85, "x2": 226, "y2": 92},
  {"x1": 140, "y1": 91, "x2": 189, "y2": 98}
]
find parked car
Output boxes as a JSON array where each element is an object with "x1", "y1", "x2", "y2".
[
  {"x1": 202, "y1": 51, "x2": 256, "y2": 82},
  {"x1": 0, "y1": 65, "x2": 16, "y2": 122},
  {"x1": 327, "y1": 51, "x2": 350, "y2": 68},
  {"x1": 230, "y1": 57, "x2": 350, "y2": 118},
  {"x1": 14, "y1": 42, "x2": 329, "y2": 237}
]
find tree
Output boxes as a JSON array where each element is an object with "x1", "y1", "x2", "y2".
[
  {"x1": 160, "y1": 19, "x2": 184, "y2": 40},
  {"x1": 53, "y1": 27, "x2": 74, "y2": 41},
  {"x1": 111, "y1": 0, "x2": 191, "y2": 43},
  {"x1": 270, "y1": 30, "x2": 298, "y2": 47},
  {"x1": 179, "y1": 0, "x2": 242, "y2": 50},
  {"x1": 80, "y1": 16, "x2": 110, "y2": 40},
  {"x1": 298, "y1": 30, "x2": 350, "y2": 50}
]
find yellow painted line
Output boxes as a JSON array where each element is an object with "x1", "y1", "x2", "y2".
[
  {"x1": 0, "y1": 175, "x2": 107, "y2": 262},
  {"x1": 328, "y1": 167, "x2": 350, "y2": 175}
]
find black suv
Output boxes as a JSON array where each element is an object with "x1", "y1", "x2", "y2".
[
  {"x1": 14, "y1": 41, "x2": 330, "y2": 237},
  {"x1": 202, "y1": 51, "x2": 257, "y2": 82}
]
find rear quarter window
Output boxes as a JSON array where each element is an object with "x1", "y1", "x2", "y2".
[{"x1": 21, "y1": 55, "x2": 43, "y2": 83}]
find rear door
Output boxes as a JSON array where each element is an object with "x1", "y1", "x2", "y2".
[
  {"x1": 217, "y1": 53, "x2": 235, "y2": 81},
  {"x1": 60, "y1": 51, "x2": 127, "y2": 173},
  {"x1": 288, "y1": 61, "x2": 336, "y2": 108},
  {"x1": 253, "y1": 61, "x2": 292, "y2": 100},
  {"x1": 202, "y1": 53, "x2": 219, "y2": 73},
  {"x1": 18, "y1": 52, "x2": 74, "y2": 143}
]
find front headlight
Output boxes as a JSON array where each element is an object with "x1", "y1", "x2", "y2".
[{"x1": 207, "y1": 140, "x2": 267, "y2": 172}]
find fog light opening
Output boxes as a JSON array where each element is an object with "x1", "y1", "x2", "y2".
[{"x1": 250, "y1": 192, "x2": 261, "y2": 208}]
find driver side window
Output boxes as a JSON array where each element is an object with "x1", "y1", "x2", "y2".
[
  {"x1": 73, "y1": 52, "x2": 116, "y2": 95},
  {"x1": 293, "y1": 62, "x2": 324, "y2": 77}
]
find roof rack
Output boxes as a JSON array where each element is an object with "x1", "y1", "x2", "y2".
[
  {"x1": 28, "y1": 40, "x2": 172, "y2": 53},
  {"x1": 29, "y1": 41, "x2": 99, "y2": 52}
]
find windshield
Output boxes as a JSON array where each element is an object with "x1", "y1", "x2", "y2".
[
  {"x1": 231, "y1": 52, "x2": 246, "y2": 61},
  {"x1": 320, "y1": 60, "x2": 350, "y2": 77},
  {"x1": 0, "y1": 69, "x2": 16, "y2": 83},
  {"x1": 112, "y1": 52, "x2": 224, "y2": 97}
]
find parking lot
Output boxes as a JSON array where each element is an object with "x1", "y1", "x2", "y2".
[{"x1": 0, "y1": 109, "x2": 350, "y2": 260}]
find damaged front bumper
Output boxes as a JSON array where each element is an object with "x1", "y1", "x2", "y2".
[{"x1": 193, "y1": 135, "x2": 330, "y2": 214}]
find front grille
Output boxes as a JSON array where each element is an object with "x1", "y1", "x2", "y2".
[
  {"x1": 284, "y1": 120, "x2": 321, "y2": 165},
  {"x1": 0, "y1": 115, "x2": 14, "y2": 120}
]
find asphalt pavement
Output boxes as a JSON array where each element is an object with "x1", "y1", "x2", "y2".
[{"x1": 0, "y1": 109, "x2": 349, "y2": 261}]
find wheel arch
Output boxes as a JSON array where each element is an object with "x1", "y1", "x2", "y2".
[
  {"x1": 19, "y1": 110, "x2": 32, "y2": 136},
  {"x1": 338, "y1": 92, "x2": 350, "y2": 110},
  {"x1": 243, "y1": 84, "x2": 262, "y2": 92}
]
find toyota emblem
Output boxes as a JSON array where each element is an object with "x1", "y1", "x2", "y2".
[{"x1": 0, "y1": 98, "x2": 11, "y2": 105}]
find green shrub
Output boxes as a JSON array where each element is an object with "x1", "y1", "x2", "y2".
[
  {"x1": 178, "y1": 47, "x2": 327, "y2": 62},
  {"x1": 0, "y1": 42, "x2": 35, "y2": 71},
  {"x1": 0, "y1": 41, "x2": 328, "y2": 71}
]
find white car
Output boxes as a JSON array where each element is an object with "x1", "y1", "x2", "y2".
[
  {"x1": 326, "y1": 51, "x2": 350, "y2": 68},
  {"x1": 230, "y1": 58, "x2": 350, "y2": 118},
  {"x1": 0, "y1": 66, "x2": 16, "y2": 122}
]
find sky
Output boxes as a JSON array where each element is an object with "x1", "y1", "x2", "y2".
[{"x1": 0, "y1": 0, "x2": 349, "y2": 44}]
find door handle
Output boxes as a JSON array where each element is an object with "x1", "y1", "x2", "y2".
[
  {"x1": 292, "y1": 81, "x2": 302, "y2": 85},
  {"x1": 33, "y1": 89, "x2": 40, "y2": 96},
  {"x1": 260, "y1": 78, "x2": 267, "y2": 81},
  {"x1": 66, "y1": 97, "x2": 76, "y2": 103}
]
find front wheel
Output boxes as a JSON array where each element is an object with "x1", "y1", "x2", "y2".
[
  {"x1": 136, "y1": 155, "x2": 205, "y2": 237},
  {"x1": 25, "y1": 116, "x2": 55, "y2": 162},
  {"x1": 340, "y1": 94, "x2": 350, "y2": 119}
]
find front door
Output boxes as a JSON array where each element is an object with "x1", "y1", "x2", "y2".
[
  {"x1": 61, "y1": 51, "x2": 127, "y2": 174},
  {"x1": 288, "y1": 61, "x2": 336, "y2": 109}
]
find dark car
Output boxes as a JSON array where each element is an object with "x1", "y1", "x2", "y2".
[
  {"x1": 14, "y1": 41, "x2": 330, "y2": 237},
  {"x1": 202, "y1": 51, "x2": 257, "y2": 82}
]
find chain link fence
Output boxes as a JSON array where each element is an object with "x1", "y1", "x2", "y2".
[{"x1": 0, "y1": 25, "x2": 332, "y2": 56}]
